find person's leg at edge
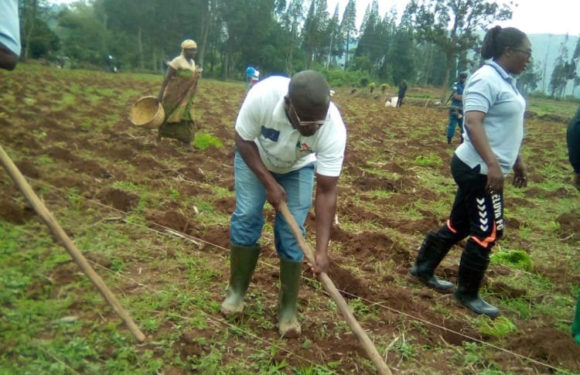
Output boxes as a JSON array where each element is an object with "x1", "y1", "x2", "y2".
[
  {"x1": 567, "y1": 117, "x2": 580, "y2": 189},
  {"x1": 573, "y1": 295, "x2": 580, "y2": 344},
  {"x1": 273, "y1": 164, "x2": 315, "y2": 338},
  {"x1": 447, "y1": 111, "x2": 458, "y2": 144},
  {"x1": 411, "y1": 155, "x2": 470, "y2": 290},
  {"x1": 221, "y1": 152, "x2": 266, "y2": 316}
]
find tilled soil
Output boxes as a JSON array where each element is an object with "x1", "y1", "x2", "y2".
[{"x1": 0, "y1": 65, "x2": 579, "y2": 374}]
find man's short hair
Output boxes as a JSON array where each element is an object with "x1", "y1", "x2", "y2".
[{"x1": 288, "y1": 70, "x2": 330, "y2": 110}]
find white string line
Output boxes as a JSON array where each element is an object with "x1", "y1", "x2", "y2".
[
  {"x1": 85, "y1": 259, "x2": 342, "y2": 372},
  {"x1": 91, "y1": 199, "x2": 575, "y2": 374},
  {"x1": 11, "y1": 176, "x2": 572, "y2": 374},
  {"x1": 335, "y1": 290, "x2": 567, "y2": 373},
  {"x1": 2, "y1": 183, "x2": 342, "y2": 371}
]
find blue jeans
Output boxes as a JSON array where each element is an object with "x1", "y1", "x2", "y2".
[
  {"x1": 446, "y1": 110, "x2": 464, "y2": 139},
  {"x1": 230, "y1": 152, "x2": 315, "y2": 261}
]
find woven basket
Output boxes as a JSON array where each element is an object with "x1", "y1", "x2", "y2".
[{"x1": 130, "y1": 96, "x2": 165, "y2": 127}]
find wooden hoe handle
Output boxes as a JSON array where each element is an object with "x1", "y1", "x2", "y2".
[
  {"x1": 0, "y1": 145, "x2": 146, "y2": 342},
  {"x1": 279, "y1": 202, "x2": 392, "y2": 375}
]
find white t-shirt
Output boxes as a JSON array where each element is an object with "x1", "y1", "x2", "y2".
[{"x1": 235, "y1": 76, "x2": 347, "y2": 177}]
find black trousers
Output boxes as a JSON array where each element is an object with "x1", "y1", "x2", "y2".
[{"x1": 435, "y1": 155, "x2": 504, "y2": 254}]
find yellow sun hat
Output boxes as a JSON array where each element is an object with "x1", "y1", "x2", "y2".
[{"x1": 181, "y1": 39, "x2": 197, "y2": 49}]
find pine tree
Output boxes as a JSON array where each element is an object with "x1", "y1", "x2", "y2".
[
  {"x1": 325, "y1": 4, "x2": 343, "y2": 68},
  {"x1": 280, "y1": 0, "x2": 304, "y2": 73},
  {"x1": 340, "y1": 0, "x2": 356, "y2": 70}
]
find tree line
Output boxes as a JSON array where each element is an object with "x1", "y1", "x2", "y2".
[{"x1": 17, "y1": 0, "x2": 580, "y2": 97}]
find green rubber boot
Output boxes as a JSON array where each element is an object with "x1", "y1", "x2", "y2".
[
  {"x1": 278, "y1": 258, "x2": 302, "y2": 338},
  {"x1": 573, "y1": 295, "x2": 580, "y2": 345},
  {"x1": 220, "y1": 244, "x2": 260, "y2": 317}
]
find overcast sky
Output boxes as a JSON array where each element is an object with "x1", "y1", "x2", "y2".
[{"x1": 327, "y1": 0, "x2": 580, "y2": 36}]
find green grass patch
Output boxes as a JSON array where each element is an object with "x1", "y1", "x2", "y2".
[
  {"x1": 194, "y1": 133, "x2": 223, "y2": 150},
  {"x1": 414, "y1": 153, "x2": 443, "y2": 167},
  {"x1": 477, "y1": 316, "x2": 517, "y2": 338},
  {"x1": 490, "y1": 249, "x2": 534, "y2": 271}
]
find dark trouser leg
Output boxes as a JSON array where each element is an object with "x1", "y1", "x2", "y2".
[
  {"x1": 454, "y1": 183, "x2": 504, "y2": 318},
  {"x1": 411, "y1": 156, "x2": 471, "y2": 290},
  {"x1": 447, "y1": 111, "x2": 459, "y2": 144}
]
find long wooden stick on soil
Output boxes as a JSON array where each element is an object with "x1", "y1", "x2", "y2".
[
  {"x1": 0, "y1": 145, "x2": 146, "y2": 342},
  {"x1": 279, "y1": 202, "x2": 392, "y2": 375}
]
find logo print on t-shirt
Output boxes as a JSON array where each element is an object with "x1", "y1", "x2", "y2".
[
  {"x1": 261, "y1": 126, "x2": 279, "y2": 141},
  {"x1": 296, "y1": 140, "x2": 312, "y2": 153}
]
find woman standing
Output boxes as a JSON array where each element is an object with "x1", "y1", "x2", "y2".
[
  {"x1": 410, "y1": 26, "x2": 531, "y2": 318},
  {"x1": 157, "y1": 39, "x2": 202, "y2": 145},
  {"x1": 396, "y1": 80, "x2": 407, "y2": 108}
]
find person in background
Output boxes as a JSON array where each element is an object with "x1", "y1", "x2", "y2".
[
  {"x1": 157, "y1": 39, "x2": 202, "y2": 146},
  {"x1": 567, "y1": 105, "x2": 580, "y2": 189},
  {"x1": 410, "y1": 26, "x2": 531, "y2": 318},
  {"x1": 220, "y1": 71, "x2": 347, "y2": 338},
  {"x1": 245, "y1": 66, "x2": 256, "y2": 86},
  {"x1": 250, "y1": 68, "x2": 260, "y2": 88},
  {"x1": 447, "y1": 72, "x2": 468, "y2": 144},
  {"x1": 0, "y1": 0, "x2": 21, "y2": 71},
  {"x1": 105, "y1": 53, "x2": 118, "y2": 73},
  {"x1": 396, "y1": 80, "x2": 408, "y2": 108},
  {"x1": 566, "y1": 104, "x2": 580, "y2": 344}
]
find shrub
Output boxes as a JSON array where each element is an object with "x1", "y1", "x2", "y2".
[
  {"x1": 319, "y1": 68, "x2": 370, "y2": 88},
  {"x1": 359, "y1": 77, "x2": 369, "y2": 88}
]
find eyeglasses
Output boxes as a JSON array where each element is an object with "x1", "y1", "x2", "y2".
[
  {"x1": 288, "y1": 101, "x2": 326, "y2": 128},
  {"x1": 512, "y1": 48, "x2": 532, "y2": 58}
]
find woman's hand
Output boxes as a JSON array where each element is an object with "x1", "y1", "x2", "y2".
[
  {"x1": 486, "y1": 163, "x2": 504, "y2": 193},
  {"x1": 512, "y1": 158, "x2": 528, "y2": 188}
]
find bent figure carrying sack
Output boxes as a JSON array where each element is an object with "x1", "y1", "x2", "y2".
[{"x1": 157, "y1": 39, "x2": 202, "y2": 145}]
